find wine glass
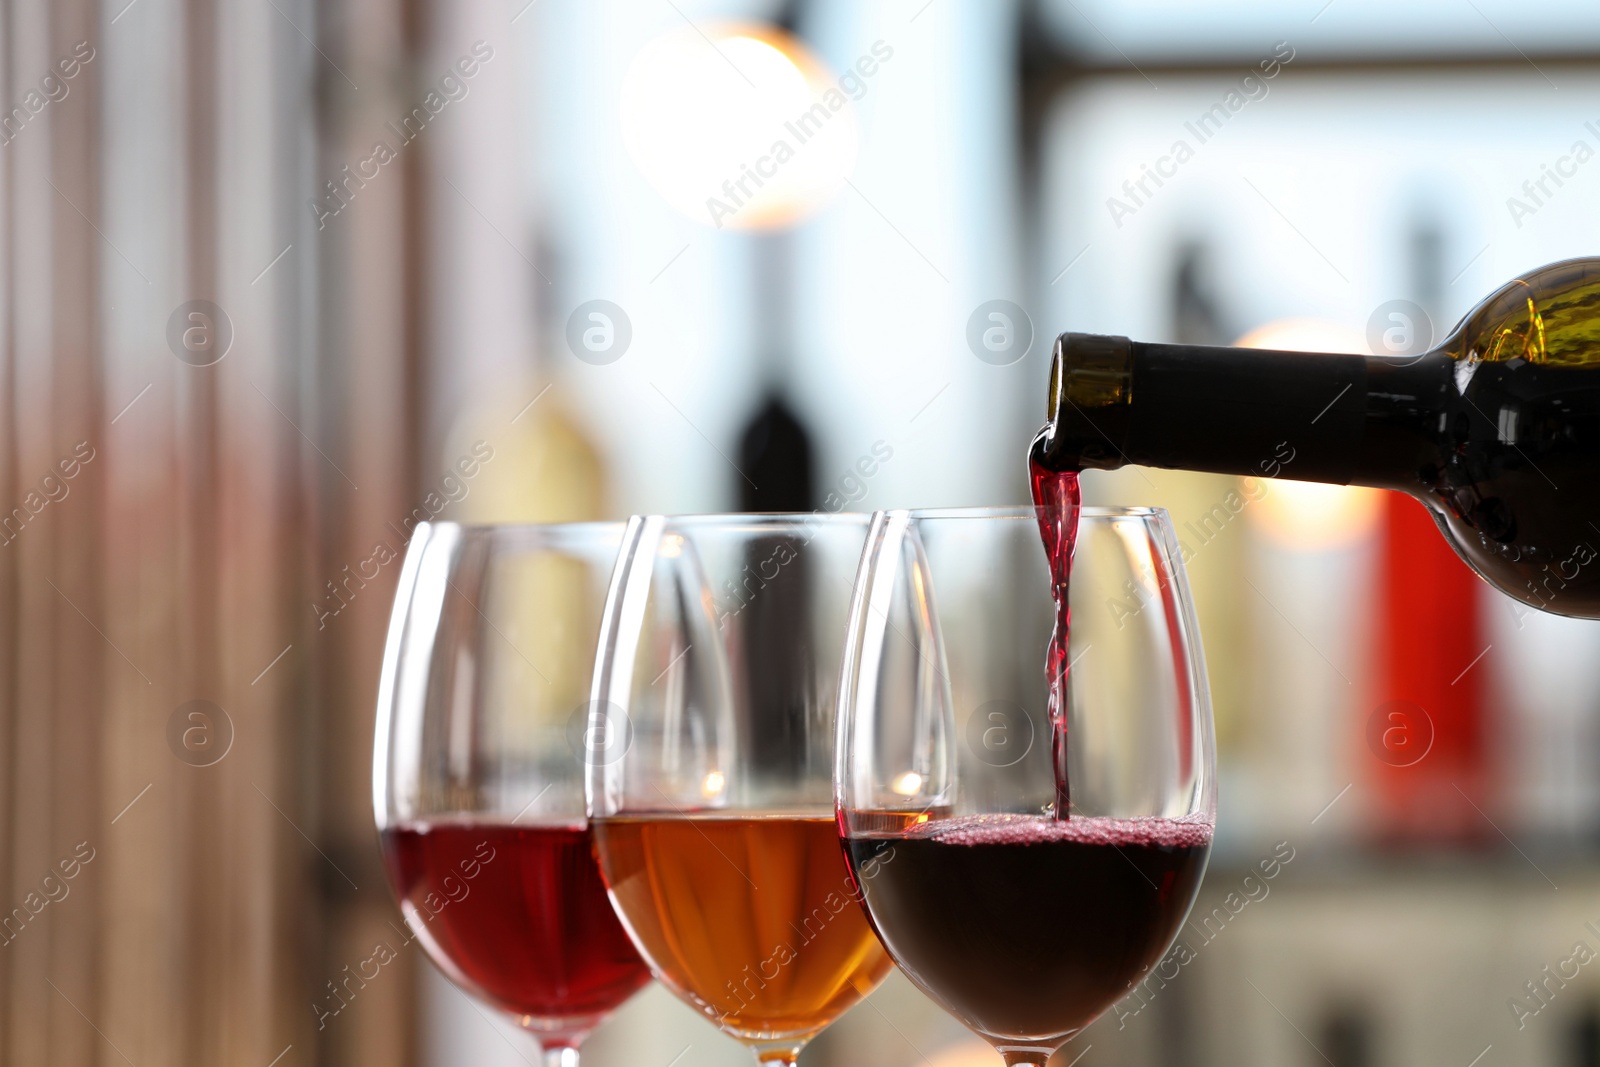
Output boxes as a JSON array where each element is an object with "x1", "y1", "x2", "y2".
[
  {"x1": 835, "y1": 506, "x2": 1216, "y2": 1067},
  {"x1": 586, "y1": 513, "x2": 893, "y2": 1067},
  {"x1": 373, "y1": 522, "x2": 653, "y2": 1067}
]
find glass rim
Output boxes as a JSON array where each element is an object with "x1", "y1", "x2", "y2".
[
  {"x1": 411, "y1": 509, "x2": 1167, "y2": 539},
  {"x1": 412, "y1": 519, "x2": 626, "y2": 536},
  {"x1": 884, "y1": 504, "x2": 1166, "y2": 520},
  {"x1": 646, "y1": 510, "x2": 872, "y2": 524},
  {"x1": 416, "y1": 513, "x2": 873, "y2": 535}
]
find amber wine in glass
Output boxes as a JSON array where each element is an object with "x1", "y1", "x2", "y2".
[{"x1": 587, "y1": 514, "x2": 891, "y2": 1066}]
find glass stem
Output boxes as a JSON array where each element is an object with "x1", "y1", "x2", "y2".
[
  {"x1": 543, "y1": 1046, "x2": 580, "y2": 1067},
  {"x1": 752, "y1": 1042, "x2": 802, "y2": 1067}
]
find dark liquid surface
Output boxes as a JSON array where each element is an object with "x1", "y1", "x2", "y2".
[
  {"x1": 845, "y1": 815, "x2": 1210, "y2": 1045},
  {"x1": 380, "y1": 823, "x2": 650, "y2": 1030},
  {"x1": 1029, "y1": 445, "x2": 1081, "y2": 817}
]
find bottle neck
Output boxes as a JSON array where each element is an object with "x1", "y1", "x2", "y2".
[{"x1": 1042, "y1": 332, "x2": 1445, "y2": 491}]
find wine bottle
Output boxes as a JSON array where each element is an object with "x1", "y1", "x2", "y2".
[{"x1": 1032, "y1": 257, "x2": 1600, "y2": 618}]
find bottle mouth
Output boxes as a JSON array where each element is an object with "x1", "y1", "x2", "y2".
[
  {"x1": 1047, "y1": 338, "x2": 1062, "y2": 423},
  {"x1": 1054, "y1": 333, "x2": 1134, "y2": 411},
  {"x1": 1041, "y1": 333, "x2": 1135, "y2": 472}
]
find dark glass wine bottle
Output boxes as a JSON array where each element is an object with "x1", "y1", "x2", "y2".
[{"x1": 1032, "y1": 257, "x2": 1600, "y2": 618}]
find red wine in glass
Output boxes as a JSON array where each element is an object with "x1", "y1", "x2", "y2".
[
  {"x1": 844, "y1": 814, "x2": 1210, "y2": 1051},
  {"x1": 1029, "y1": 433, "x2": 1081, "y2": 818},
  {"x1": 380, "y1": 821, "x2": 651, "y2": 1048}
]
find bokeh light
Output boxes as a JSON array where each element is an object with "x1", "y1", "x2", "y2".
[
  {"x1": 619, "y1": 23, "x2": 860, "y2": 230},
  {"x1": 1235, "y1": 318, "x2": 1385, "y2": 550}
]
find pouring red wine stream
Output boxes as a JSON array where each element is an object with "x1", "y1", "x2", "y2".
[{"x1": 1029, "y1": 432, "x2": 1080, "y2": 820}]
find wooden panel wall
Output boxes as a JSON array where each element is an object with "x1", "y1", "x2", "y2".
[{"x1": 0, "y1": 0, "x2": 426, "y2": 1063}]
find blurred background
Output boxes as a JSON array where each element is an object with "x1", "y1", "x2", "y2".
[{"x1": 5, "y1": 0, "x2": 1600, "y2": 1064}]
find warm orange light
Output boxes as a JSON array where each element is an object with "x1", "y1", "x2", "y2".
[
  {"x1": 619, "y1": 23, "x2": 859, "y2": 231},
  {"x1": 925, "y1": 1040, "x2": 1004, "y2": 1067},
  {"x1": 1235, "y1": 319, "x2": 1384, "y2": 550},
  {"x1": 1233, "y1": 317, "x2": 1363, "y2": 355},
  {"x1": 891, "y1": 771, "x2": 923, "y2": 796}
]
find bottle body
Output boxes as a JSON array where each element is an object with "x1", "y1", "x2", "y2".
[{"x1": 1036, "y1": 258, "x2": 1600, "y2": 618}]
